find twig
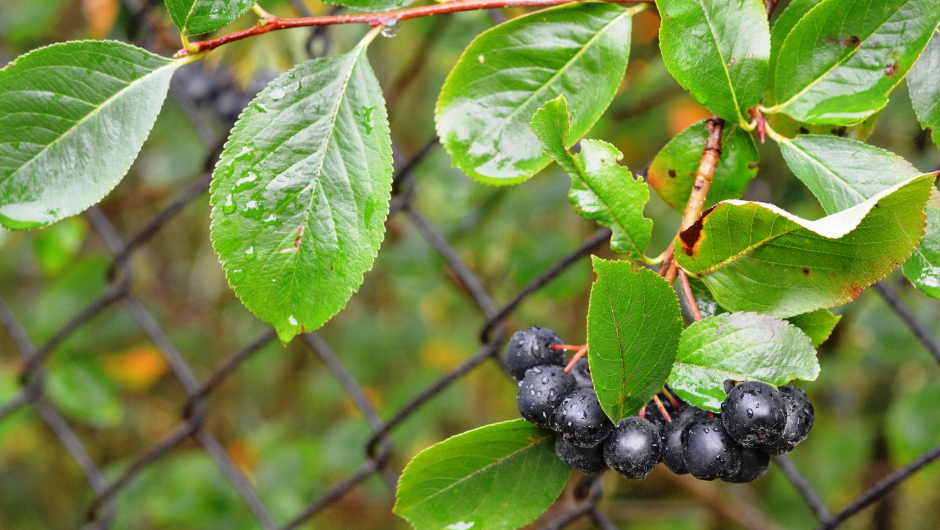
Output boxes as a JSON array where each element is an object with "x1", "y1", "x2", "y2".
[
  {"x1": 176, "y1": 0, "x2": 651, "y2": 56},
  {"x1": 817, "y1": 441, "x2": 940, "y2": 529},
  {"x1": 772, "y1": 455, "x2": 833, "y2": 524},
  {"x1": 660, "y1": 117, "x2": 725, "y2": 283}
]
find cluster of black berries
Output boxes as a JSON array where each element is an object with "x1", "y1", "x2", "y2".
[{"x1": 507, "y1": 326, "x2": 815, "y2": 483}]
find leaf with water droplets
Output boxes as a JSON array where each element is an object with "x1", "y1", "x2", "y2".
[
  {"x1": 657, "y1": 0, "x2": 770, "y2": 124},
  {"x1": 0, "y1": 40, "x2": 177, "y2": 230},
  {"x1": 668, "y1": 312, "x2": 819, "y2": 412},
  {"x1": 394, "y1": 420, "x2": 568, "y2": 530},
  {"x1": 904, "y1": 189, "x2": 940, "y2": 300},
  {"x1": 436, "y1": 2, "x2": 640, "y2": 185},
  {"x1": 674, "y1": 173, "x2": 935, "y2": 318},
  {"x1": 164, "y1": 0, "x2": 254, "y2": 36},
  {"x1": 210, "y1": 39, "x2": 393, "y2": 344},
  {"x1": 908, "y1": 29, "x2": 940, "y2": 148},
  {"x1": 771, "y1": 0, "x2": 940, "y2": 124},
  {"x1": 587, "y1": 258, "x2": 683, "y2": 422}
]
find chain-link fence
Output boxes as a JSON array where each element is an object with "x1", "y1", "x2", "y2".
[{"x1": 2, "y1": 1, "x2": 940, "y2": 529}]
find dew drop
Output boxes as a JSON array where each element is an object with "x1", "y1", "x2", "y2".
[
  {"x1": 222, "y1": 194, "x2": 236, "y2": 215},
  {"x1": 381, "y1": 19, "x2": 400, "y2": 37},
  {"x1": 269, "y1": 87, "x2": 285, "y2": 101}
]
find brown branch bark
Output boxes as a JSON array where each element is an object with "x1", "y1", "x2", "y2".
[
  {"x1": 660, "y1": 116, "x2": 725, "y2": 283},
  {"x1": 176, "y1": 0, "x2": 652, "y2": 57}
]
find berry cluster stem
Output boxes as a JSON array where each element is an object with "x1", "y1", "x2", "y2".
[
  {"x1": 662, "y1": 387, "x2": 682, "y2": 409},
  {"x1": 563, "y1": 344, "x2": 589, "y2": 373},
  {"x1": 678, "y1": 270, "x2": 703, "y2": 322},
  {"x1": 651, "y1": 394, "x2": 673, "y2": 422},
  {"x1": 174, "y1": 0, "x2": 652, "y2": 57}
]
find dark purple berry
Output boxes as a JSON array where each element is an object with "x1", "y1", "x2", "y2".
[
  {"x1": 603, "y1": 416, "x2": 661, "y2": 479},
  {"x1": 556, "y1": 436, "x2": 607, "y2": 474},
  {"x1": 661, "y1": 406, "x2": 709, "y2": 475},
  {"x1": 763, "y1": 385, "x2": 815, "y2": 455},
  {"x1": 721, "y1": 381, "x2": 787, "y2": 449},
  {"x1": 516, "y1": 365, "x2": 575, "y2": 429},
  {"x1": 682, "y1": 418, "x2": 742, "y2": 481},
  {"x1": 569, "y1": 357, "x2": 593, "y2": 389},
  {"x1": 504, "y1": 326, "x2": 564, "y2": 381},
  {"x1": 722, "y1": 446, "x2": 770, "y2": 483},
  {"x1": 552, "y1": 388, "x2": 614, "y2": 447}
]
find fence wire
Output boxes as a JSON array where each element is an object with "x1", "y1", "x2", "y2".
[{"x1": 2, "y1": 2, "x2": 940, "y2": 529}]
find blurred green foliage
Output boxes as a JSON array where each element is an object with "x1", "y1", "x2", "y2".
[{"x1": 1, "y1": 0, "x2": 939, "y2": 529}]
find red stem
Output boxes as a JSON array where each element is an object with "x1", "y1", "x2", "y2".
[
  {"x1": 662, "y1": 386, "x2": 682, "y2": 409},
  {"x1": 176, "y1": 0, "x2": 652, "y2": 57},
  {"x1": 651, "y1": 395, "x2": 672, "y2": 423},
  {"x1": 563, "y1": 344, "x2": 589, "y2": 373},
  {"x1": 551, "y1": 344, "x2": 585, "y2": 351},
  {"x1": 678, "y1": 270, "x2": 703, "y2": 322}
]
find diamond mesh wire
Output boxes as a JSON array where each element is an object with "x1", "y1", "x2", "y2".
[{"x1": 2, "y1": 2, "x2": 940, "y2": 529}]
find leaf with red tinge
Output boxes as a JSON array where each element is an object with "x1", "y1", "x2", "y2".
[{"x1": 675, "y1": 173, "x2": 935, "y2": 318}]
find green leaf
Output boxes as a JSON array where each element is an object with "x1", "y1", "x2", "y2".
[
  {"x1": 210, "y1": 40, "x2": 392, "y2": 344},
  {"x1": 772, "y1": 0, "x2": 940, "y2": 124},
  {"x1": 587, "y1": 257, "x2": 683, "y2": 421},
  {"x1": 394, "y1": 420, "x2": 569, "y2": 530},
  {"x1": 436, "y1": 3, "x2": 639, "y2": 185},
  {"x1": 0, "y1": 41, "x2": 177, "y2": 230},
  {"x1": 887, "y1": 380, "x2": 940, "y2": 466},
  {"x1": 531, "y1": 96, "x2": 652, "y2": 260},
  {"x1": 776, "y1": 135, "x2": 940, "y2": 300},
  {"x1": 785, "y1": 309, "x2": 841, "y2": 347},
  {"x1": 766, "y1": 0, "x2": 824, "y2": 105},
  {"x1": 765, "y1": 110, "x2": 880, "y2": 142},
  {"x1": 675, "y1": 173, "x2": 935, "y2": 318},
  {"x1": 779, "y1": 135, "x2": 923, "y2": 214},
  {"x1": 688, "y1": 280, "x2": 842, "y2": 345},
  {"x1": 321, "y1": 0, "x2": 415, "y2": 12},
  {"x1": 164, "y1": 0, "x2": 254, "y2": 36},
  {"x1": 648, "y1": 120, "x2": 759, "y2": 212},
  {"x1": 908, "y1": 29, "x2": 940, "y2": 148},
  {"x1": 903, "y1": 189, "x2": 940, "y2": 300},
  {"x1": 668, "y1": 312, "x2": 819, "y2": 412},
  {"x1": 657, "y1": 0, "x2": 770, "y2": 124}
]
